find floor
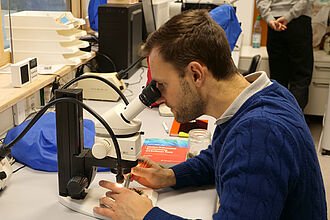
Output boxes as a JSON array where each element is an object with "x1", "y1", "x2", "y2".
[{"x1": 307, "y1": 115, "x2": 330, "y2": 218}]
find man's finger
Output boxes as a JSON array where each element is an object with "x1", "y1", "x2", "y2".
[
  {"x1": 139, "y1": 156, "x2": 161, "y2": 168},
  {"x1": 100, "y1": 197, "x2": 115, "y2": 208},
  {"x1": 99, "y1": 180, "x2": 124, "y2": 193},
  {"x1": 131, "y1": 166, "x2": 150, "y2": 177},
  {"x1": 93, "y1": 206, "x2": 115, "y2": 218},
  {"x1": 106, "y1": 191, "x2": 121, "y2": 200}
]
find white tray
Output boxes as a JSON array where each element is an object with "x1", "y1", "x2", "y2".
[
  {"x1": 11, "y1": 40, "x2": 89, "y2": 54},
  {"x1": 13, "y1": 51, "x2": 91, "y2": 65},
  {"x1": 6, "y1": 28, "x2": 87, "y2": 42},
  {"x1": 4, "y1": 11, "x2": 85, "y2": 30}
]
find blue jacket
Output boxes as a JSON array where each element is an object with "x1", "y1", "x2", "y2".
[{"x1": 144, "y1": 81, "x2": 327, "y2": 219}]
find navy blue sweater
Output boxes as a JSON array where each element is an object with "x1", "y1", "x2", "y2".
[{"x1": 144, "y1": 82, "x2": 327, "y2": 219}]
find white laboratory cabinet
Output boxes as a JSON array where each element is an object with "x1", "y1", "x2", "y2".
[
  {"x1": 304, "y1": 50, "x2": 330, "y2": 116},
  {"x1": 238, "y1": 46, "x2": 330, "y2": 116}
]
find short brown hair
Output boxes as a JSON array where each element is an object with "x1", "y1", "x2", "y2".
[{"x1": 141, "y1": 9, "x2": 237, "y2": 80}]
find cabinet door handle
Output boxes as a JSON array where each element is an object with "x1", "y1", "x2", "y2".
[
  {"x1": 315, "y1": 65, "x2": 330, "y2": 71},
  {"x1": 312, "y1": 82, "x2": 330, "y2": 87}
]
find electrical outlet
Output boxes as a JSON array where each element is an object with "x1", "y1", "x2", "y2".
[
  {"x1": 43, "y1": 85, "x2": 52, "y2": 104},
  {"x1": 13, "y1": 100, "x2": 26, "y2": 125},
  {"x1": 59, "y1": 70, "x2": 75, "y2": 87},
  {"x1": 24, "y1": 92, "x2": 41, "y2": 117},
  {"x1": 0, "y1": 108, "x2": 14, "y2": 136}
]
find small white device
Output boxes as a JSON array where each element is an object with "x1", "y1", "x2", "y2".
[
  {"x1": 11, "y1": 57, "x2": 38, "y2": 87},
  {"x1": 29, "y1": 58, "x2": 38, "y2": 81},
  {"x1": 76, "y1": 72, "x2": 126, "y2": 101},
  {"x1": 11, "y1": 59, "x2": 31, "y2": 88},
  {"x1": 0, "y1": 157, "x2": 13, "y2": 190}
]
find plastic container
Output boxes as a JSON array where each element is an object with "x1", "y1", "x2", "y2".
[
  {"x1": 152, "y1": 0, "x2": 172, "y2": 28},
  {"x1": 252, "y1": 15, "x2": 262, "y2": 48},
  {"x1": 188, "y1": 129, "x2": 211, "y2": 158}
]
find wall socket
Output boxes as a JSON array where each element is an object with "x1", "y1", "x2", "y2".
[
  {"x1": 0, "y1": 108, "x2": 14, "y2": 136},
  {"x1": 25, "y1": 92, "x2": 41, "y2": 118},
  {"x1": 13, "y1": 100, "x2": 26, "y2": 126}
]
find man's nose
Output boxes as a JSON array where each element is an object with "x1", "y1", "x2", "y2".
[{"x1": 155, "y1": 96, "x2": 165, "y2": 104}]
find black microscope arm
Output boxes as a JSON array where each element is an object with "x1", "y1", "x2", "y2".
[{"x1": 0, "y1": 92, "x2": 130, "y2": 200}]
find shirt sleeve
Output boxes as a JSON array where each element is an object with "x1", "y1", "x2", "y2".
[
  {"x1": 144, "y1": 207, "x2": 199, "y2": 220},
  {"x1": 170, "y1": 146, "x2": 215, "y2": 189},
  {"x1": 212, "y1": 117, "x2": 299, "y2": 219},
  {"x1": 256, "y1": 0, "x2": 274, "y2": 23},
  {"x1": 283, "y1": 0, "x2": 309, "y2": 23}
]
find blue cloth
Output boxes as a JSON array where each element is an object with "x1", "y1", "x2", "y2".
[
  {"x1": 144, "y1": 81, "x2": 327, "y2": 219},
  {"x1": 209, "y1": 5, "x2": 242, "y2": 51},
  {"x1": 4, "y1": 112, "x2": 108, "y2": 172},
  {"x1": 88, "y1": 0, "x2": 107, "y2": 31}
]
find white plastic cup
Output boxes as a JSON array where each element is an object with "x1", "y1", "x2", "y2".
[{"x1": 188, "y1": 129, "x2": 211, "y2": 158}]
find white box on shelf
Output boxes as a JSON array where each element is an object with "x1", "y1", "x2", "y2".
[{"x1": 10, "y1": 58, "x2": 31, "y2": 88}]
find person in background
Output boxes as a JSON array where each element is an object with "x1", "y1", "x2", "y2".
[
  {"x1": 256, "y1": 0, "x2": 314, "y2": 110},
  {"x1": 93, "y1": 9, "x2": 326, "y2": 220}
]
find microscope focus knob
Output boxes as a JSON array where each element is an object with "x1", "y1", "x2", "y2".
[
  {"x1": 92, "y1": 139, "x2": 112, "y2": 159},
  {"x1": 0, "y1": 171, "x2": 7, "y2": 180},
  {"x1": 67, "y1": 176, "x2": 89, "y2": 195}
]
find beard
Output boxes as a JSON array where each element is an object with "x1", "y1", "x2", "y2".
[{"x1": 172, "y1": 79, "x2": 206, "y2": 123}]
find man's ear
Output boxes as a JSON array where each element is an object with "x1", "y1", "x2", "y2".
[{"x1": 187, "y1": 61, "x2": 205, "y2": 87}]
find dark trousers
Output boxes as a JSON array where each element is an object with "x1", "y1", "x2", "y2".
[{"x1": 267, "y1": 15, "x2": 313, "y2": 110}]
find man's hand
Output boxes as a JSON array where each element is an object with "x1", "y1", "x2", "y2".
[
  {"x1": 268, "y1": 19, "x2": 287, "y2": 32},
  {"x1": 131, "y1": 157, "x2": 176, "y2": 189},
  {"x1": 93, "y1": 181, "x2": 153, "y2": 220}
]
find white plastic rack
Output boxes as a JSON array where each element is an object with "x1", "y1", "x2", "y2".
[{"x1": 5, "y1": 11, "x2": 91, "y2": 65}]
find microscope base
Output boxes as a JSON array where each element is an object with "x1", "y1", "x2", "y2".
[{"x1": 59, "y1": 186, "x2": 158, "y2": 219}]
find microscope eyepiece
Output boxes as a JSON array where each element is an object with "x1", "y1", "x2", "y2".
[{"x1": 139, "y1": 80, "x2": 161, "y2": 107}]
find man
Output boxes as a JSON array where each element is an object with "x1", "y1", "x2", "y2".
[
  {"x1": 93, "y1": 9, "x2": 327, "y2": 219},
  {"x1": 256, "y1": 0, "x2": 314, "y2": 110}
]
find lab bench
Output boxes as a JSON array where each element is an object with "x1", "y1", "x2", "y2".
[{"x1": 0, "y1": 67, "x2": 218, "y2": 220}]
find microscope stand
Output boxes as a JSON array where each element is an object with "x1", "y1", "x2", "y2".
[{"x1": 59, "y1": 186, "x2": 158, "y2": 220}]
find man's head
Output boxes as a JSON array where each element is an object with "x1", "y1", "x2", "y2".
[
  {"x1": 141, "y1": 9, "x2": 237, "y2": 80},
  {"x1": 141, "y1": 9, "x2": 238, "y2": 123}
]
